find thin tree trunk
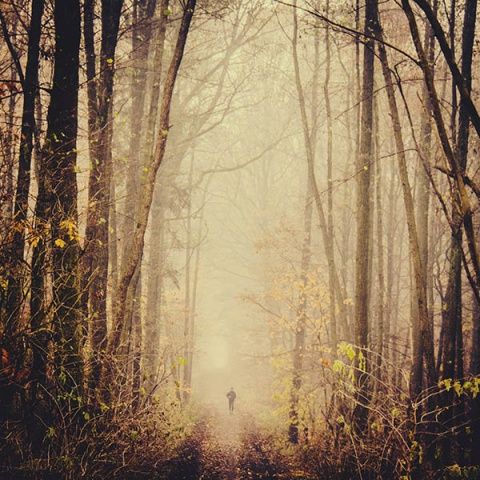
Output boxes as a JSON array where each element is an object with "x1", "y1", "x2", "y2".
[
  {"x1": 374, "y1": 110, "x2": 385, "y2": 371},
  {"x1": 376, "y1": 7, "x2": 436, "y2": 395},
  {"x1": 353, "y1": 0, "x2": 377, "y2": 430},
  {"x1": 4, "y1": 0, "x2": 45, "y2": 344},
  {"x1": 83, "y1": 0, "x2": 124, "y2": 402},
  {"x1": 112, "y1": 0, "x2": 158, "y2": 389},
  {"x1": 323, "y1": 0, "x2": 337, "y2": 352},
  {"x1": 142, "y1": 2, "x2": 169, "y2": 395},
  {"x1": 106, "y1": 0, "x2": 197, "y2": 388},
  {"x1": 445, "y1": 0, "x2": 477, "y2": 462},
  {"x1": 417, "y1": 0, "x2": 436, "y2": 376},
  {"x1": 291, "y1": 0, "x2": 347, "y2": 349},
  {"x1": 403, "y1": 0, "x2": 480, "y2": 305},
  {"x1": 289, "y1": 190, "x2": 313, "y2": 444}
]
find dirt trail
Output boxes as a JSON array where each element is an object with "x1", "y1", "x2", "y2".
[
  {"x1": 197, "y1": 400, "x2": 246, "y2": 479},
  {"x1": 211, "y1": 403, "x2": 243, "y2": 446},
  {"x1": 188, "y1": 400, "x2": 298, "y2": 479}
]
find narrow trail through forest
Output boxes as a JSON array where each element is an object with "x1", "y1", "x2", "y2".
[
  {"x1": 194, "y1": 401, "x2": 246, "y2": 480},
  {"x1": 175, "y1": 400, "x2": 303, "y2": 480}
]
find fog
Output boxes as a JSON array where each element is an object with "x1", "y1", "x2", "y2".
[
  {"x1": 162, "y1": 5, "x2": 353, "y2": 412},
  {"x1": 4, "y1": 0, "x2": 480, "y2": 475},
  {"x1": 94, "y1": 0, "x2": 459, "y2": 425}
]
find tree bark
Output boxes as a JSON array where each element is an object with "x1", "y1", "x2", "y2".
[
  {"x1": 4, "y1": 0, "x2": 45, "y2": 335},
  {"x1": 403, "y1": 0, "x2": 480, "y2": 304},
  {"x1": 323, "y1": 0, "x2": 338, "y2": 352},
  {"x1": 353, "y1": 0, "x2": 377, "y2": 429},
  {"x1": 376, "y1": 6, "x2": 437, "y2": 395},
  {"x1": 83, "y1": 0, "x2": 124, "y2": 402},
  {"x1": 291, "y1": 0, "x2": 348, "y2": 350},
  {"x1": 30, "y1": 0, "x2": 83, "y2": 424},
  {"x1": 288, "y1": 190, "x2": 313, "y2": 444},
  {"x1": 106, "y1": 0, "x2": 197, "y2": 388}
]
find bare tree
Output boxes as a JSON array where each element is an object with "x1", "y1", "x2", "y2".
[
  {"x1": 105, "y1": 0, "x2": 197, "y2": 392},
  {"x1": 28, "y1": 0, "x2": 83, "y2": 449},
  {"x1": 352, "y1": 0, "x2": 377, "y2": 429},
  {"x1": 82, "y1": 0, "x2": 124, "y2": 402}
]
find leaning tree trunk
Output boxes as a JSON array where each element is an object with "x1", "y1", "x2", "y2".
[
  {"x1": 116, "y1": 0, "x2": 157, "y2": 370},
  {"x1": 404, "y1": 0, "x2": 480, "y2": 303},
  {"x1": 292, "y1": 0, "x2": 348, "y2": 353},
  {"x1": 0, "y1": 0, "x2": 44, "y2": 423},
  {"x1": 376, "y1": 7, "x2": 436, "y2": 401},
  {"x1": 444, "y1": 0, "x2": 477, "y2": 463},
  {"x1": 4, "y1": 0, "x2": 45, "y2": 335},
  {"x1": 415, "y1": 2, "x2": 435, "y2": 381},
  {"x1": 105, "y1": 0, "x2": 197, "y2": 393}
]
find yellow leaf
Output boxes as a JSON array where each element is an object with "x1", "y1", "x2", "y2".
[
  {"x1": 29, "y1": 235, "x2": 40, "y2": 248},
  {"x1": 55, "y1": 238, "x2": 66, "y2": 248}
]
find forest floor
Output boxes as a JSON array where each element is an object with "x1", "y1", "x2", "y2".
[
  {"x1": 165, "y1": 400, "x2": 308, "y2": 480},
  {"x1": 199, "y1": 401, "x2": 245, "y2": 479}
]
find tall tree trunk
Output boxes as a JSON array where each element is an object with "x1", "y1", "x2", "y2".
[
  {"x1": 105, "y1": 0, "x2": 197, "y2": 390},
  {"x1": 31, "y1": 0, "x2": 83, "y2": 426},
  {"x1": 1, "y1": 5, "x2": 44, "y2": 419},
  {"x1": 289, "y1": 191, "x2": 313, "y2": 444},
  {"x1": 118, "y1": 0, "x2": 157, "y2": 361},
  {"x1": 291, "y1": 0, "x2": 348, "y2": 351},
  {"x1": 323, "y1": 0, "x2": 338, "y2": 352},
  {"x1": 454, "y1": 0, "x2": 476, "y2": 374},
  {"x1": 404, "y1": 0, "x2": 480, "y2": 304},
  {"x1": 353, "y1": 0, "x2": 377, "y2": 429},
  {"x1": 122, "y1": 0, "x2": 157, "y2": 267},
  {"x1": 49, "y1": 0, "x2": 83, "y2": 406},
  {"x1": 416, "y1": 0, "x2": 435, "y2": 377},
  {"x1": 83, "y1": 0, "x2": 124, "y2": 402},
  {"x1": 141, "y1": 2, "x2": 169, "y2": 395},
  {"x1": 374, "y1": 106, "x2": 385, "y2": 372},
  {"x1": 376, "y1": 6, "x2": 436, "y2": 397},
  {"x1": 4, "y1": 0, "x2": 45, "y2": 339},
  {"x1": 445, "y1": 0, "x2": 477, "y2": 463}
]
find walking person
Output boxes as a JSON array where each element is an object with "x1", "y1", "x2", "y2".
[{"x1": 226, "y1": 387, "x2": 236, "y2": 414}]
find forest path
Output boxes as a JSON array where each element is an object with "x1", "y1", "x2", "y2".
[
  {"x1": 170, "y1": 400, "x2": 307, "y2": 479},
  {"x1": 209, "y1": 399, "x2": 243, "y2": 446},
  {"x1": 198, "y1": 399, "x2": 246, "y2": 479}
]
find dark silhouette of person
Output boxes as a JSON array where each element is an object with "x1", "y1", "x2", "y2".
[{"x1": 226, "y1": 387, "x2": 236, "y2": 414}]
